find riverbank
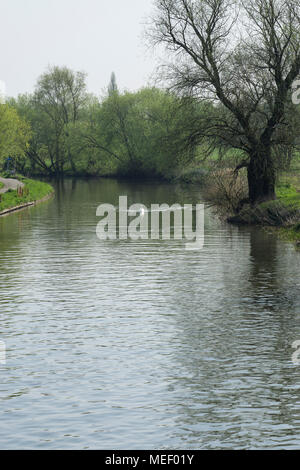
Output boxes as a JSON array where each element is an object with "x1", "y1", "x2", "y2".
[
  {"x1": 227, "y1": 177, "x2": 300, "y2": 246},
  {"x1": 178, "y1": 161, "x2": 300, "y2": 247},
  {"x1": 0, "y1": 176, "x2": 54, "y2": 216}
]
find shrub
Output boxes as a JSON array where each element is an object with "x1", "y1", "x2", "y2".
[{"x1": 204, "y1": 168, "x2": 249, "y2": 215}]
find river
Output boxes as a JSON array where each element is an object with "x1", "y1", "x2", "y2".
[{"x1": 0, "y1": 178, "x2": 299, "y2": 449}]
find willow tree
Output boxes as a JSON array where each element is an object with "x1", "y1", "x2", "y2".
[
  {"x1": 150, "y1": 0, "x2": 300, "y2": 204},
  {"x1": 31, "y1": 66, "x2": 88, "y2": 175}
]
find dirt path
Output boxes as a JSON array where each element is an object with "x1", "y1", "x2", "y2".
[{"x1": 0, "y1": 176, "x2": 24, "y2": 194}]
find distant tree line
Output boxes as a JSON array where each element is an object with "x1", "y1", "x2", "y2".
[{"x1": 4, "y1": 66, "x2": 210, "y2": 180}]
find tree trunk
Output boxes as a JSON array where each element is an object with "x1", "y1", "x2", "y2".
[{"x1": 247, "y1": 147, "x2": 276, "y2": 205}]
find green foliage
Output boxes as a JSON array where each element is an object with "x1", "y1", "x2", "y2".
[
  {"x1": 276, "y1": 183, "x2": 300, "y2": 209},
  {"x1": 8, "y1": 67, "x2": 210, "y2": 178},
  {"x1": 80, "y1": 87, "x2": 208, "y2": 178},
  {"x1": 11, "y1": 66, "x2": 88, "y2": 176},
  {"x1": 0, "y1": 104, "x2": 31, "y2": 168}
]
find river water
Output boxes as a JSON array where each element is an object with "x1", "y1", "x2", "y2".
[{"x1": 0, "y1": 178, "x2": 300, "y2": 449}]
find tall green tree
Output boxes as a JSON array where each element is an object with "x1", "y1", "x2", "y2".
[
  {"x1": 16, "y1": 66, "x2": 88, "y2": 176},
  {"x1": 0, "y1": 104, "x2": 31, "y2": 169},
  {"x1": 108, "y1": 72, "x2": 118, "y2": 96}
]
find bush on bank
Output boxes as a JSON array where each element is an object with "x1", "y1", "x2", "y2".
[{"x1": 201, "y1": 166, "x2": 300, "y2": 242}]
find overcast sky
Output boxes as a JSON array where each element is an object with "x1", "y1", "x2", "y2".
[{"x1": 0, "y1": 0, "x2": 158, "y2": 98}]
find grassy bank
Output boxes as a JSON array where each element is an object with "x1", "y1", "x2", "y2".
[
  {"x1": 273, "y1": 182, "x2": 300, "y2": 245},
  {"x1": 221, "y1": 171, "x2": 300, "y2": 245},
  {"x1": 188, "y1": 155, "x2": 300, "y2": 247},
  {"x1": 0, "y1": 176, "x2": 54, "y2": 214},
  {"x1": 177, "y1": 161, "x2": 300, "y2": 247}
]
